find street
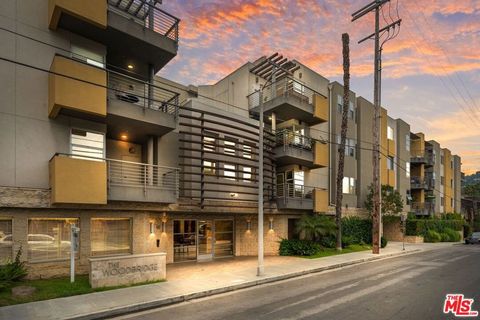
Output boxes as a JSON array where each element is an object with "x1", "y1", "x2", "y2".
[{"x1": 113, "y1": 245, "x2": 480, "y2": 320}]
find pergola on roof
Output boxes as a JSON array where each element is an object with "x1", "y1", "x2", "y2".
[{"x1": 249, "y1": 53, "x2": 300, "y2": 81}]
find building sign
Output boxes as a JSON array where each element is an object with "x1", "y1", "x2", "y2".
[{"x1": 89, "y1": 253, "x2": 166, "y2": 288}]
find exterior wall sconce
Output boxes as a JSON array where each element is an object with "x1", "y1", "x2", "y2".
[
  {"x1": 230, "y1": 192, "x2": 238, "y2": 198},
  {"x1": 246, "y1": 219, "x2": 251, "y2": 232},
  {"x1": 149, "y1": 222, "x2": 155, "y2": 235},
  {"x1": 269, "y1": 217, "x2": 274, "y2": 231},
  {"x1": 161, "y1": 213, "x2": 167, "y2": 233}
]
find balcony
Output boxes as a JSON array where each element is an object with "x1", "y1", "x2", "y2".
[
  {"x1": 49, "y1": 154, "x2": 107, "y2": 204},
  {"x1": 410, "y1": 176, "x2": 426, "y2": 189},
  {"x1": 274, "y1": 130, "x2": 314, "y2": 168},
  {"x1": 411, "y1": 202, "x2": 435, "y2": 216},
  {"x1": 276, "y1": 184, "x2": 314, "y2": 210},
  {"x1": 247, "y1": 77, "x2": 327, "y2": 125},
  {"x1": 107, "y1": 71, "x2": 179, "y2": 142},
  {"x1": 48, "y1": 55, "x2": 107, "y2": 120},
  {"x1": 410, "y1": 154, "x2": 427, "y2": 165},
  {"x1": 49, "y1": 154, "x2": 179, "y2": 204},
  {"x1": 49, "y1": 0, "x2": 179, "y2": 74},
  {"x1": 107, "y1": 159, "x2": 179, "y2": 203},
  {"x1": 313, "y1": 141, "x2": 328, "y2": 168}
]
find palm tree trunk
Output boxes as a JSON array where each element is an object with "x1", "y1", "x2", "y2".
[{"x1": 335, "y1": 33, "x2": 350, "y2": 251}]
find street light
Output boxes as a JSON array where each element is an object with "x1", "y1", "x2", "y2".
[{"x1": 401, "y1": 213, "x2": 407, "y2": 251}]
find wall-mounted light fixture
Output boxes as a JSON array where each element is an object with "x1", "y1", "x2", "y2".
[
  {"x1": 246, "y1": 219, "x2": 251, "y2": 232},
  {"x1": 149, "y1": 222, "x2": 155, "y2": 235},
  {"x1": 269, "y1": 217, "x2": 274, "y2": 231},
  {"x1": 161, "y1": 213, "x2": 167, "y2": 233},
  {"x1": 230, "y1": 192, "x2": 239, "y2": 198}
]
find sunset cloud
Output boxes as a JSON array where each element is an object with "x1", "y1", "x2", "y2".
[{"x1": 160, "y1": 0, "x2": 480, "y2": 172}]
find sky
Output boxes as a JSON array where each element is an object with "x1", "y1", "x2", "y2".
[{"x1": 158, "y1": 0, "x2": 480, "y2": 175}]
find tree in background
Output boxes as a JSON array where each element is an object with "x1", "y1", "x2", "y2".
[
  {"x1": 365, "y1": 184, "x2": 404, "y2": 215},
  {"x1": 464, "y1": 182, "x2": 480, "y2": 199}
]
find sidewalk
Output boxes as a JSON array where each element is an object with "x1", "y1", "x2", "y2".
[{"x1": 0, "y1": 242, "x2": 454, "y2": 320}]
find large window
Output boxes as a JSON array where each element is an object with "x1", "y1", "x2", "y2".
[
  {"x1": 28, "y1": 218, "x2": 78, "y2": 261},
  {"x1": 203, "y1": 160, "x2": 216, "y2": 176},
  {"x1": 202, "y1": 133, "x2": 216, "y2": 152},
  {"x1": 224, "y1": 164, "x2": 236, "y2": 180},
  {"x1": 91, "y1": 218, "x2": 131, "y2": 256},
  {"x1": 0, "y1": 220, "x2": 12, "y2": 264},
  {"x1": 224, "y1": 139, "x2": 236, "y2": 156},
  {"x1": 406, "y1": 162, "x2": 410, "y2": 178},
  {"x1": 349, "y1": 101, "x2": 355, "y2": 120},
  {"x1": 387, "y1": 126, "x2": 394, "y2": 140},
  {"x1": 342, "y1": 177, "x2": 356, "y2": 194},
  {"x1": 337, "y1": 137, "x2": 355, "y2": 157},
  {"x1": 71, "y1": 129, "x2": 104, "y2": 159},
  {"x1": 243, "y1": 167, "x2": 252, "y2": 182},
  {"x1": 243, "y1": 144, "x2": 253, "y2": 159},
  {"x1": 387, "y1": 156, "x2": 395, "y2": 170},
  {"x1": 337, "y1": 95, "x2": 343, "y2": 113},
  {"x1": 406, "y1": 134, "x2": 410, "y2": 151}
]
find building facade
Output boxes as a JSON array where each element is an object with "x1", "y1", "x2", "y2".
[{"x1": 0, "y1": 2, "x2": 463, "y2": 279}]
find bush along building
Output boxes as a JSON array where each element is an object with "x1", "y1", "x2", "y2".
[{"x1": 0, "y1": 3, "x2": 462, "y2": 278}]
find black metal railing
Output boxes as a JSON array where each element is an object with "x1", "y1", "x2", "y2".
[
  {"x1": 107, "y1": 70, "x2": 179, "y2": 117},
  {"x1": 108, "y1": 0, "x2": 180, "y2": 44},
  {"x1": 411, "y1": 202, "x2": 435, "y2": 216},
  {"x1": 275, "y1": 129, "x2": 314, "y2": 151}
]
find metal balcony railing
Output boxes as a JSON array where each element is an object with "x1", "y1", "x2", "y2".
[
  {"x1": 411, "y1": 202, "x2": 435, "y2": 215},
  {"x1": 108, "y1": 0, "x2": 179, "y2": 44},
  {"x1": 107, "y1": 158, "x2": 180, "y2": 197},
  {"x1": 108, "y1": 70, "x2": 179, "y2": 117},
  {"x1": 276, "y1": 130, "x2": 313, "y2": 151},
  {"x1": 276, "y1": 183, "x2": 314, "y2": 200},
  {"x1": 247, "y1": 77, "x2": 322, "y2": 109}
]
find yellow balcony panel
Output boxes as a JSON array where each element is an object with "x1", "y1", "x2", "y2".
[
  {"x1": 49, "y1": 55, "x2": 107, "y2": 119},
  {"x1": 49, "y1": 0, "x2": 107, "y2": 30},
  {"x1": 50, "y1": 155, "x2": 107, "y2": 204},
  {"x1": 313, "y1": 94, "x2": 328, "y2": 123},
  {"x1": 314, "y1": 189, "x2": 328, "y2": 213},
  {"x1": 314, "y1": 142, "x2": 328, "y2": 168},
  {"x1": 387, "y1": 139, "x2": 395, "y2": 156}
]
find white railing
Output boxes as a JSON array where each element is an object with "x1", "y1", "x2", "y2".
[
  {"x1": 276, "y1": 183, "x2": 314, "y2": 200},
  {"x1": 107, "y1": 159, "x2": 179, "y2": 197}
]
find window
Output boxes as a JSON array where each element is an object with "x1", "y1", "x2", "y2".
[
  {"x1": 71, "y1": 44, "x2": 105, "y2": 68},
  {"x1": 224, "y1": 139, "x2": 236, "y2": 156},
  {"x1": 173, "y1": 220, "x2": 197, "y2": 262},
  {"x1": 71, "y1": 129, "x2": 104, "y2": 159},
  {"x1": 349, "y1": 101, "x2": 355, "y2": 120},
  {"x1": 91, "y1": 218, "x2": 131, "y2": 256},
  {"x1": 406, "y1": 134, "x2": 410, "y2": 151},
  {"x1": 406, "y1": 162, "x2": 410, "y2": 178},
  {"x1": 342, "y1": 177, "x2": 355, "y2": 194},
  {"x1": 243, "y1": 144, "x2": 252, "y2": 159},
  {"x1": 337, "y1": 136, "x2": 355, "y2": 157},
  {"x1": 450, "y1": 179, "x2": 453, "y2": 187},
  {"x1": 224, "y1": 164, "x2": 236, "y2": 180},
  {"x1": 293, "y1": 81, "x2": 305, "y2": 95},
  {"x1": 387, "y1": 126, "x2": 394, "y2": 140},
  {"x1": 337, "y1": 95, "x2": 343, "y2": 113},
  {"x1": 28, "y1": 218, "x2": 78, "y2": 261},
  {"x1": 387, "y1": 156, "x2": 395, "y2": 170},
  {"x1": 0, "y1": 220, "x2": 12, "y2": 264},
  {"x1": 441, "y1": 197, "x2": 445, "y2": 206},
  {"x1": 450, "y1": 198, "x2": 453, "y2": 207},
  {"x1": 203, "y1": 160, "x2": 216, "y2": 176},
  {"x1": 441, "y1": 176, "x2": 445, "y2": 185},
  {"x1": 441, "y1": 155, "x2": 444, "y2": 165},
  {"x1": 203, "y1": 134, "x2": 216, "y2": 152},
  {"x1": 243, "y1": 167, "x2": 252, "y2": 182},
  {"x1": 450, "y1": 160, "x2": 453, "y2": 169}
]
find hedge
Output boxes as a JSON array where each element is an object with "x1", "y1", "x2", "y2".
[
  {"x1": 342, "y1": 217, "x2": 372, "y2": 244},
  {"x1": 406, "y1": 219, "x2": 463, "y2": 236},
  {"x1": 279, "y1": 239, "x2": 321, "y2": 256}
]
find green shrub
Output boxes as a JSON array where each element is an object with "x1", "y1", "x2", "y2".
[
  {"x1": 406, "y1": 219, "x2": 464, "y2": 236},
  {"x1": 0, "y1": 247, "x2": 28, "y2": 290},
  {"x1": 341, "y1": 235, "x2": 355, "y2": 248},
  {"x1": 440, "y1": 233, "x2": 449, "y2": 242},
  {"x1": 342, "y1": 217, "x2": 372, "y2": 245},
  {"x1": 443, "y1": 228, "x2": 461, "y2": 242},
  {"x1": 424, "y1": 230, "x2": 441, "y2": 243},
  {"x1": 381, "y1": 236, "x2": 388, "y2": 248},
  {"x1": 444, "y1": 213, "x2": 462, "y2": 220},
  {"x1": 279, "y1": 239, "x2": 321, "y2": 256},
  {"x1": 320, "y1": 234, "x2": 336, "y2": 248},
  {"x1": 296, "y1": 215, "x2": 336, "y2": 242}
]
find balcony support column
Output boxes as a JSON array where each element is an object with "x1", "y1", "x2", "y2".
[
  {"x1": 148, "y1": 64, "x2": 154, "y2": 109},
  {"x1": 147, "y1": 136, "x2": 156, "y2": 186}
]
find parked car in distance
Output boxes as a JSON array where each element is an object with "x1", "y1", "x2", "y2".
[{"x1": 465, "y1": 232, "x2": 480, "y2": 244}]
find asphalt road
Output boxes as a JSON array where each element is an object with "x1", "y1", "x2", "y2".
[{"x1": 113, "y1": 245, "x2": 480, "y2": 320}]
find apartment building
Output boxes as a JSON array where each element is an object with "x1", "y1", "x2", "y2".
[
  {"x1": 0, "y1": 2, "x2": 463, "y2": 279},
  {"x1": 0, "y1": 0, "x2": 182, "y2": 277}
]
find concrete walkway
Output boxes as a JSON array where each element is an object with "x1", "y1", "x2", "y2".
[{"x1": 0, "y1": 242, "x2": 455, "y2": 320}]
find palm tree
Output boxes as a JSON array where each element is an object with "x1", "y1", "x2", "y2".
[{"x1": 296, "y1": 214, "x2": 336, "y2": 242}]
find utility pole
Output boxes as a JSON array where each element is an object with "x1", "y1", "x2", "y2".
[
  {"x1": 335, "y1": 33, "x2": 350, "y2": 252},
  {"x1": 352, "y1": 0, "x2": 401, "y2": 254}
]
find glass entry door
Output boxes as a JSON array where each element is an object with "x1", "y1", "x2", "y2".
[
  {"x1": 214, "y1": 220, "x2": 234, "y2": 257},
  {"x1": 198, "y1": 220, "x2": 213, "y2": 260}
]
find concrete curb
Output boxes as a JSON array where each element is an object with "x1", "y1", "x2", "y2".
[{"x1": 69, "y1": 248, "x2": 422, "y2": 320}]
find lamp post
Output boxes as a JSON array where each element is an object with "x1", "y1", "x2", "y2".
[{"x1": 401, "y1": 213, "x2": 407, "y2": 251}]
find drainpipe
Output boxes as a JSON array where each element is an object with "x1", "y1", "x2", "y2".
[
  {"x1": 148, "y1": 137, "x2": 154, "y2": 186},
  {"x1": 148, "y1": 64, "x2": 154, "y2": 110}
]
